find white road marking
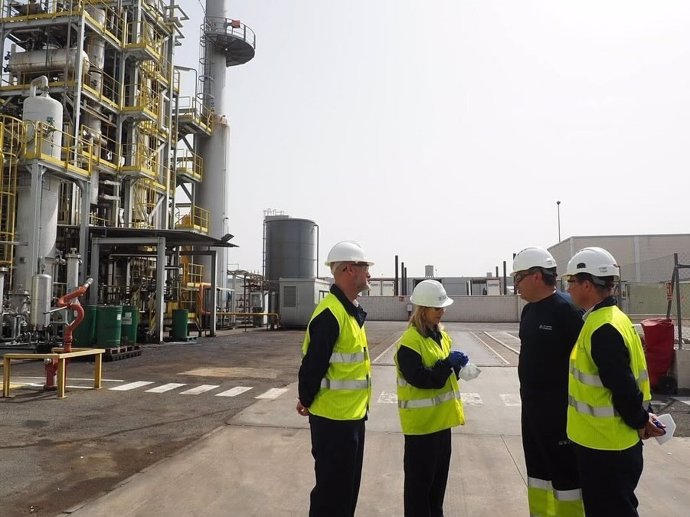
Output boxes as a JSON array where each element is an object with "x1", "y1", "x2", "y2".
[
  {"x1": 146, "y1": 383, "x2": 186, "y2": 393},
  {"x1": 373, "y1": 338, "x2": 401, "y2": 363},
  {"x1": 461, "y1": 392, "x2": 483, "y2": 406},
  {"x1": 216, "y1": 386, "x2": 253, "y2": 397},
  {"x1": 471, "y1": 332, "x2": 511, "y2": 365},
  {"x1": 256, "y1": 387, "x2": 288, "y2": 399},
  {"x1": 377, "y1": 391, "x2": 398, "y2": 404},
  {"x1": 499, "y1": 394, "x2": 522, "y2": 407},
  {"x1": 10, "y1": 376, "x2": 125, "y2": 383},
  {"x1": 109, "y1": 381, "x2": 155, "y2": 391},
  {"x1": 483, "y1": 331, "x2": 521, "y2": 355},
  {"x1": 180, "y1": 384, "x2": 220, "y2": 395}
]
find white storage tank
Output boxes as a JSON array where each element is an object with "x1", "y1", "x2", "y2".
[
  {"x1": 23, "y1": 76, "x2": 64, "y2": 158},
  {"x1": 14, "y1": 76, "x2": 63, "y2": 290},
  {"x1": 8, "y1": 48, "x2": 90, "y2": 74},
  {"x1": 30, "y1": 273, "x2": 52, "y2": 329}
]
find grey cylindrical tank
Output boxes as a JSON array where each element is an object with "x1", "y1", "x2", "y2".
[{"x1": 265, "y1": 216, "x2": 317, "y2": 282}]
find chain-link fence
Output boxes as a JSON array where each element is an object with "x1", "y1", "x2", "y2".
[{"x1": 622, "y1": 253, "x2": 689, "y2": 317}]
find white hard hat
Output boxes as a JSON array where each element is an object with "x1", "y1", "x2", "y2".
[
  {"x1": 566, "y1": 247, "x2": 620, "y2": 279},
  {"x1": 511, "y1": 247, "x2": 557, "y2": 275},
  {"x1": 410, "y1": 279, "x2": 453, "y2": 308},
  {"x1": 324, "y1": 241, "x2": 374, "y2": 266}
]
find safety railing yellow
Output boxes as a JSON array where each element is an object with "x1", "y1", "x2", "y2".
[
  {"x1": 120, "y1": 141, "x2": 158, "y2": 179},
  {"x1": 176, "y1": 95, "x2": 214, "y2": 135},
  {"x1": 0, "y1": 1, "x2": 123, "y2": 42},
  {"x1": 175, "y1": 148, "x2": 203, "y2": 182},
  {"x1": 24, "y1": 121, "x2": 92, "y2": 177},
  {"x1": 124, "y1": 19, "x2": 165, "y2": 61},
  {"x1": 0, "y1": 116, "x2": 23, "y2": 267},
  {"x1": 82, "y1": 68, "x2": 122, "y2": 110},
  {"x1": 83, "y1": 0, "x2": 125, "y2": 45},
  {"x1": 181, "y1": 262, "x2": 204, "y2": 286},
  {"x1": 142, "y1": 59, "x2": 172, "y2": 86},
  {"x1": 78, "y1": 124, "x2": 121, "y2": 171},
  {"x1": 175, "y1": 204, "x2": 209, "y2": 234},
  {"x1": 122, "y1": 81, "x2": 159, "y2": 120}
]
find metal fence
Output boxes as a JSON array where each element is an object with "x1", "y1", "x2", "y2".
[{"x1": 622, "y1": 252, "x2": 690, "y2": 349}]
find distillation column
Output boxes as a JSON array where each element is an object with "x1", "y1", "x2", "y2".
[{"x1": 196, "y1": 1, "x2": 255, "y2": 288}]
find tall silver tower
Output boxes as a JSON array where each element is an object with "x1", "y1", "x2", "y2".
[{"x1": 196, "y1": 2, "x2": 255, "y2": 287}]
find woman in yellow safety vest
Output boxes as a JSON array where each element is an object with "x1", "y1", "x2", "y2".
[{"x1": 394, "y1": 279, "x2": 467, "y2": 517}]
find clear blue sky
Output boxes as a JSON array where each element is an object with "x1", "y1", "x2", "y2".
[{"x1": 176, "y1": 0, "x2": 690, "y2": 277}]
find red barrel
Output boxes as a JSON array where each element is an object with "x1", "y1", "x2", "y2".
[{"x1": 641, "y1": 318, "x2": 675, "y2": 389}]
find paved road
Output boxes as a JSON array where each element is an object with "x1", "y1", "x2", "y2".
[{"x1": 2, "y1": 321, "x2": 689, "y2": 516}]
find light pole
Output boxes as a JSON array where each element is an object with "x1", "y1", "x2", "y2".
[{"x1": 556, "y1": 200, "x2": 561, "y2": 242}]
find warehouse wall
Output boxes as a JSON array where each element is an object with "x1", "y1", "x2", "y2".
[{"x1": 361, "y1": 295, "x2": 522, "y2": 322}]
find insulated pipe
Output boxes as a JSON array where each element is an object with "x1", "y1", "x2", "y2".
[{"x1": 57, "y1": 278, "x2": 93, "y2": 353}]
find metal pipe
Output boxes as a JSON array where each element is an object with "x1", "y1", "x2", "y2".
[
  {"x1": 57, "y1": 278, "x2": 93, "y2": 353},
  {"x1": 394, "y1": 255, "x2": 399, "y2": 296}
]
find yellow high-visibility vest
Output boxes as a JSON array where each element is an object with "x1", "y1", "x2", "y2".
[
  {"x1": 567, "y1": 305, "x2": 651, "y2": 450},
  {"x1": 302, "y1": 294, "x2": 371, "y2": 420},
  {"x1": 395, "y1": 326, "x2": 464, "y2": 435}
]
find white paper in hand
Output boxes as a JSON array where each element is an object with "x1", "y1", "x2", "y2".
[
  {"x1": 654, "y1": 414, "x2": 676, "y2": 445},
  {"x1": 458, "y1": 363, "x2": 481, "y2": 381}
]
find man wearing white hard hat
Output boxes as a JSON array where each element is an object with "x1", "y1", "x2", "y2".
[
  {"x1": 297, "y1": 240, "x2": 373, "y2": 517},
  {"x1": 565, "y1": 247, "x2": 665, "y2": 516},
  {"x1": 511, "y1": 247, "x2": 585, "y2": 517},
  {"x1": 394, "y1": 279, "x2": 468, "y2": 517}
]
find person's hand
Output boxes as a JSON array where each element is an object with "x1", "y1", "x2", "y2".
[
  {"x1": 638, "y1": 413, "x2": 666, "y2": 440},
  {"x1": 448, "y1": 351, "x2": 469, "y2": 369},
  {"x1": 296, "y1": 400, "x2": 310, "y2": 417}
]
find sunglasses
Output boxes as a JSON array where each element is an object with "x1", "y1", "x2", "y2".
[{"x1": 514, "y1": 271, "x2": 535, "y2": 284}]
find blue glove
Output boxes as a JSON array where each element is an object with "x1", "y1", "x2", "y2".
[{"x1": 449, "y1": 351, "x2": 469, "y2": 369}]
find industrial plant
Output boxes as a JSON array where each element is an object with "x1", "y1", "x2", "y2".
[{"x1": 0, "y1": 0, "x2": 258, "y2": 351}]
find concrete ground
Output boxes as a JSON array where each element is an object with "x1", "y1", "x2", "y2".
[{"x1": 2, "y1": 321, "x2": 690, "y2": 516}]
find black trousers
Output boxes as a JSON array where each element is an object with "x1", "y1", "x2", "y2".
[
  {"x1": 573, "y1": 441, "x2": 643, "y2": 517},
  {"x1": 522, "y1": 402, "x2": 580, "y2": 491},
  {"x1": 309, "y1": 414, "x2": 366, "y2": 517},
  {"x1": 404, "y1": 429, "x2": 452, "y2": 517}
]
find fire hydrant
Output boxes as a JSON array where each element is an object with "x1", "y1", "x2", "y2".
[
  {"x1": 43, "y1": 278, "x2": 93, "y2": 392},
  {"x1": 44, "y1": 358, "x2": 58, "y2": 391}
]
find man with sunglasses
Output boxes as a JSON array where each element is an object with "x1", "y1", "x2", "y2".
[
  {"x1": 296, "y1": 240, "x2": 373, "y2": 517},
  {"x1": 511, "y1": 247, "x2": 585, "y2": 517},
  {"x1": 565, "y1": 247, "x2": 664, "y2": 517}
]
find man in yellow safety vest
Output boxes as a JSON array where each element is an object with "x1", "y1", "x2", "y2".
[
  {"x1": 565, "y1": 247, "x2": 666, "y2": 517},
  {"x1": 296, "y1": 241, "x2": 373, "y2": 517}
]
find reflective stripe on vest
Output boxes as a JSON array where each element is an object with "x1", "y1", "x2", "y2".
[
  {"x1": 570, "y1": 364, "x2": 649, "y2": 388},
  {"x1": 567, "y1": 305, "x2": 651, "y2": 450},
  {"x1": 302, "y1": 293, "x2": 371, "y2": 420},
  {"x1": 398, "y1": 389, "x2": 460, "y2": 409},
  {"x1": 330, "y1": 352, "x2": 366, "y2": 363},
  {"x1": 321, "y1": 378, "x2": 370, "y2": 390},
  {"x1": 394, "y1": 326, "x2": 464, "y2": 435}
]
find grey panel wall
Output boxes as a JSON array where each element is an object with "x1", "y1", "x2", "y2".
[
  {"x1": 549, "y1": 234, "x2": 690, "y2": 282},
  {"x1": 360, "y1": 296, "x2": 521, "y2": 322}
]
